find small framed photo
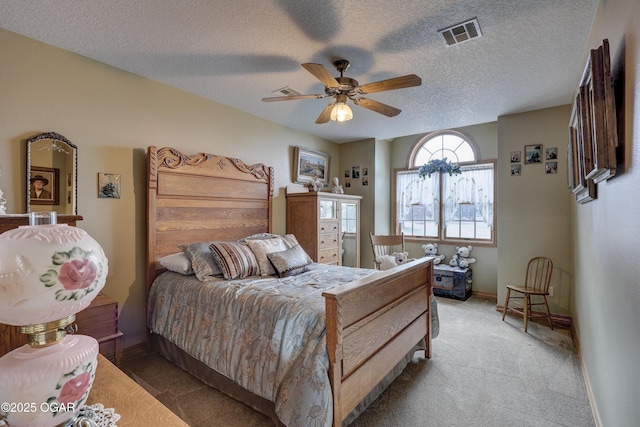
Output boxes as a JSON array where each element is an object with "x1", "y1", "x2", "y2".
[
  {"x1": 511, "y1": 164, "x2": 522, "y2": 176},
  {"x1": 98, "y1": 173, "x2": 121, "y2": 199},
  {"x1": 362, "y1": 176, "x2": 369, "y2": 186},
  {"x1": 524, "y1": 145, "x2": 542, "y2": 164},
  {"x1": 351, "y1": 165, "x2": 361, "y2": 179},
  {"x1": 545, "y1": 161, "x2": 558, "y2": 174},
  {"x1": 30, "y1": 166, "x2": 59, "y2": 205},
  {"x1": 344, "y1": 169, "x2": 351, "y2": 178},
  {"x1": 294, "y1": 146, "x2": 330, "y2": 186},
  {"x1": 546, "y1": 147, "x2": 558, "y2": 160},
  {"x1": 510, "y1": 151, "x2": 521, "y2": 163}
]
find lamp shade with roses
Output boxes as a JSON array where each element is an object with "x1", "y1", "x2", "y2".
[{"x1": 0, "y1": 216, "x2": 108, "y2": 427}]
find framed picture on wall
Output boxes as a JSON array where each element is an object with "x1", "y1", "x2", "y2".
[
  {"x1": 294, "y1": 146, "x2": 330, "y2": 186},
  {"x1": 510, "y1": 164, "x2": 521, "y2": 176},
  {"x1": 98, "y1": 172, "x2": 121, "y2": 199},
  {"x1": 29, "y1": 166, "x2": 59, "y2": 205},
  {"x1": 524, "y1": 145, "x2": 542, "y2": 164},
  {"x1": 510, "y1": 151, "x2": 521, "y2": 163},
  {"x1": 569, "y1": 92, "x2": 597, "y2": 203}
]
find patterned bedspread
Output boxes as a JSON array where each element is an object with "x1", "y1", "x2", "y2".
[{"x1": 148, "y1": 263, "x2": 379, "y2": 426}]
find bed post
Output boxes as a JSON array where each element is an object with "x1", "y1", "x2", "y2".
[
  {"x1": 324, "y1": 294, "x2": 343, "y2": 427},
  {"x1": 146, "y1": 145, "x2": 158, "y2": 301}
]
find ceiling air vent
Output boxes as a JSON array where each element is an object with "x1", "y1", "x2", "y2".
[
  {"x1": 438, "y1": 18, "x2": 482, "y2": 47},
  {"x1": 273, "y1": 86, "x2": 302, "y2": 96}
]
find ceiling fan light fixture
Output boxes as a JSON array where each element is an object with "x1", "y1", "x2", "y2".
[
  {"x1": 330, "y1": 104, "x2": 353, "y2": 122},
  {"x1": 330, "y1": 94, "x2": 353, "y2": 122}
]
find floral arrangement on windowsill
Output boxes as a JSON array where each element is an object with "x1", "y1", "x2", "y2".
[{"x1": 418, "y1": 158, "x2": 462, "y2": 178}]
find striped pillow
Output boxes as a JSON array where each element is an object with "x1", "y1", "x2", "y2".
[{"x1": 209, "y1": 242, "x2": 259, "y2": 280}]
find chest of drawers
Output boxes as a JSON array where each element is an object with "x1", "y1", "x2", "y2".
[
  {"x1": 75, "y1": 293, "x2": 123, "y2": 365},
  {"x1": 286, "y1": 192, "x2": 361, "y2": 267}
]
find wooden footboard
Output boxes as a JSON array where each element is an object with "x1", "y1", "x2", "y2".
[{"x1": 323, "y1": 257, "x2": 433, "y2": 426}]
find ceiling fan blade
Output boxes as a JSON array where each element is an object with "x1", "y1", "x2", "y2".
[
  {"x1": 315, "y1": 103, "x2": 335, "y2": 124},
  {"x1": 355, "y1": 98, "x2": 401, "y2": 117},
  {"x1": 302, "y1": 63, "x2": 340, "y2": 88},
  {"x1": 358, "y1": 74, "x2": 422, "y2": 94},
  {"x1": 262, "y1": 94, "x2": 326, "y2": 102}
]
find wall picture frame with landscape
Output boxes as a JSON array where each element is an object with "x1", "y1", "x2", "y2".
[{"x1": 294, "y1": 146, "x2": 330, "y2": 186}]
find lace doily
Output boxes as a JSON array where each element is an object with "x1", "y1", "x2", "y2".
[{"x1": 72, "y1": 403, "x2": 121, "y2": 427}]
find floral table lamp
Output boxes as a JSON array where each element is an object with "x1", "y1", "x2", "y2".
[{"x1": 0, "y1": 212, "x2": 108, "y2": 427}]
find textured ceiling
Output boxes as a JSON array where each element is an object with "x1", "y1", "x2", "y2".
[{"x1": 0, "y1": 0, "x2": 598, "y2": 143}]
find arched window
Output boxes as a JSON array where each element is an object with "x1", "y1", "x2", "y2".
[
  {"x1": 396, "y1": 131, "x2": 495, "y2": 245},
  {"x1": 410, "y1": 131, "x2": 478, "y2": 166}
]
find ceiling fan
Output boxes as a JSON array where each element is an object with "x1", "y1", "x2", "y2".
[{"x1": 262, "y1": 60, "x2": 422, "y2": 124}]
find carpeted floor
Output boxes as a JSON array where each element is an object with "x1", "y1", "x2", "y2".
[{"x1": 120, "y1": 296, "x2": 595, "y2": 426}]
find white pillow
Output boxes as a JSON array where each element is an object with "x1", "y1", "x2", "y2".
[
  {"x1": 159, "y1": 252, "x2": 194, "y2": 275},
  {"x1": 245, "y1": 237, "x2": 288, "y2": 276}
]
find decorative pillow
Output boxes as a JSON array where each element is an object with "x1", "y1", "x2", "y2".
[
  {"x1": 237, "y1": 233, "x2": 280, "y2": 243},
  {"x1": 282, "y1": 234, "x2": 313, "y2": 264},
  {"x1": 178, "y1": 242, "x2": 222, "y2": 281},
  {"x1": 267, "y1": 245, "x2": 311, "y2": 278},
  {"x1": 245, "y1": 237, "x2": 288, "y2": 276},
  {"x1": 158, "y1": 252, "x2": 194, "y2": 275},
  {"x1": 209, "y1": 242, "x2": 260, "y2": 280}
]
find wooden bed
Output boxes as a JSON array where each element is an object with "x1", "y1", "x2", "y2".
[{"x1": 146, "y1": 146, "x2": 433, "y2": 426}]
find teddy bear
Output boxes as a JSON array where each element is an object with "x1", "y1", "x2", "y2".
[
  {"x1": 422, "y1": 243, "x2": 446, "y2": 265},
  {"x1": 377, "y1": 251, "x2": 409, "y2": 270},
  {"x1": 393, "y1": 251, "x2": 409, "y2": 265},
  {"x1": 449, "y1": 245, "x2": 476, "y2": 268}
]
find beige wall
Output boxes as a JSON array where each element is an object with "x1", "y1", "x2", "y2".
[
  {"x1": 575, "y1": 0, "x2": 640, "y2": 425},
  {"x1": 390, "y1": 123, "x2": 499, "y2": 296},
  {"x1": 0, "y1": 28, "x2": 338, "y2": 348},
  {"x1": 497, "y1": 105, "x2": 574, "y2": 315},
  {"x1": 337, "y1": 138, "x2": 377, "y2": 268}
]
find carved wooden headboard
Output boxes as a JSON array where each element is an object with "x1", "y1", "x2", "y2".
[{"x1": 146, "y1": 146, "x2": 274, "y2": 295}]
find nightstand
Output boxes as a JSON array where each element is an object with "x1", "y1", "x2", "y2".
[{"x1": 75, "y1": 293, "x2": 123, "y2": 366}]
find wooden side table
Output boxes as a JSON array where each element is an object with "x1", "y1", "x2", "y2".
[
  {"x1": 75, "y1": 293, "x2": 124, "y2": 366},
  {"x1": 87, "y1": 354, "x2": 189, "y2": 426}
]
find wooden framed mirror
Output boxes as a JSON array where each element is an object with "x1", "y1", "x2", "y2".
[{"x1": 26, "y1": 132, "x2": 77, "y2": 215}]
